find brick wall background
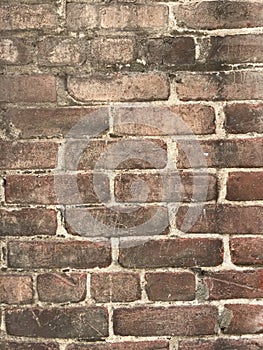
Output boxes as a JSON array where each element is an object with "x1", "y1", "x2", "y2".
[{"x1": 0, "y1": 0, "x2": 263, "y2": 349}]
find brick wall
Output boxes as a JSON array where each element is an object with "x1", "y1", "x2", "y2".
[{"x1": 0, "y1": 0, "x2": 263, "y2": 349}]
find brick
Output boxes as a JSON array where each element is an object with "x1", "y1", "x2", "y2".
[
  {"x1": 176, "y1": 71, "x2": 263, "y2": 101},
  {"x1": 177, "y1": 139, "x2": 263, "y2": 168},
  {"x1": 173, "y1": 1, "x2": 263, "y2": 30},
  {"x1": 224, "y1": 103, "x2": 263, "y2": 134},
  {"x1": 5, "y1": 174, "x2": 110, "y2": 204},
  {"x1": 0, "y1": 208, "x2": 57, "y2": 236},
  {"x1": 113, "y1": 305, "x2": 218, "y2": 336},
  {"x1": 66, "y1": 342, "x2": 169, "y2": 350},
  {"x1": 113, "y1": 105, "x2": 216, "y2": 136},
  {"x1": 91, "y1": 37, "x2": 135, "y2": 64},
  {"x1": 222, "y1": 304, "x2": 263, "y2": 334},
  {"x1": 7, "y1": 240, "x2": 111, "y2": 269},
  {"x1": 203, "y1": 270, "x2": 263, "y2": 300},
  {"x1": 0, "y1": 141, "x2": 58, "y2": 169},
  {"x1": 178, "y1": 338, "x2": 263, "y2": 350},
  {"x1": 91, "y1": 272, "x2": 141, "y2": 302},
  {"x1": 114, "y1": 173, "x2": 216, "y2": 203},
  {"x1": 0, "y1": 4, "x2": 58, "y2": 31},
  {"x1": 0, "y1": 343, "x2": 59, "y2": 350},
  {"x1": 144, "y1": 37, "x2": 195, "y2": 65},
  {"x1": 67, "y1": 73, "x2": 169, "y2": 102},
  {"x1": 38, "y1": 37, "x2": 86, "y2": 66},
  {"x1": 119, "y1": 238, "x2": 223, "y2": 268},
  {"x1": 230, "y1": 238, "x2": 263, "y2": 266},
  {"x1": 0, "y1": 275, "x2": 33, "y2": 304},
  {"x1": 100, "y1": 5, "x2": 168, "y2": 30},
  {"x1": 145, "y1": 272, "x2": 195, "y2": 301},
  {"x1": 0, "y1": 38, "x2": 32, "y2": 65},
  {"x1": 226, "y1": 172, "x2": 263, "y2": 201},
  {"x1": 0, "y1": 75, "x2": 56, "y2": 103},
  {"x1": 6, "y1": 307, "x2": 108, "y2": 339},
  {"x1": 208, "y1": 35, "x2": 263, "y2": 64},
  {"x1": 67, "y1": 4, "x2": 97, "y2": 31},
  {"x1": 176, "y1": 205, "x2": 263, "y2": 234},
  {"x1": 37, "y1": 273, "x2": 86, "y2": 303}
]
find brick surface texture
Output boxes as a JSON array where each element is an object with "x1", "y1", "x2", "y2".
[{"x1": 0, "y1": 0, "x2": 262, "y2": 348}]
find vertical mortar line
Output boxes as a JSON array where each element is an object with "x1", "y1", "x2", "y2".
[
  {"x1": 111, "y1": 237, "x2": 120, "y2": 267},
  {"x1": 86, "y1": 273, "x2": 92, "y2": 301},
  {"x1": 0, "y1": 176, "x2": 5, "y2": 205},
  {"x1": 108, "y1": 303, "x2": 114, "y2": 338},
  {"x1": 170, "y1": 338, "x2": 179, "y2": 350},
  {"x1": 108, "y1": 106, "x2": 116, "y2": 204},
  {"x1": 194, "y1": 36, "x2": 201, "y2": 61},
  {"x1": 222, "y1": 234, "x2": 233, "y2": 268},
  {"x1": 140, "y1": 270, "x2": 149, "y2": 302},
  {"x1": 0, "y1": 305, "x2": 6, "y2": 334},
  {"x1": 214, "y1": 101, "x2": 226, "y2": 139},
  {"x1": 32, "y1": 273, "x2": 39, "y2": 305}
]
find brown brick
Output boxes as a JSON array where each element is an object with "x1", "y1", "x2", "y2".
[
  {"x1": 0, "y1": 4, "x2": 58, "y2": 31},
  {"x1": 37, "y1": 273, "x2": 86, "y2": 303},
  {"x1": 100, "y1": 5, "x2": 168, "y2": 30},
  {"x1": 145, "y1": 272, "x2": 195, "y2": 301},
  {"x1": 66, "y1": 342, "x2": 169, "y2": 350},
  {"x1": 67, "y1": 73, "x2": 169, "y2": 102},
  {"x1": 119, "y1": 238, "x2": 223, "y2": 268},
  {"x1": 91, "y1": 272, "x2": 141, "y2": 302},
  {"x1": 226, "y1": 172, "x2": 263, "y2": 201},
  {"x1": 224, "y1": 103, "x2": 263, "y2": 134},
  {"x1": 208, "y1": 35, "x2": 263, "y2": 64},
  {"x1": 0, "y1": 75, "x2": 56, "y2": 103},
  {"x1": 203, "y1": 270, "x2": 263, "y2": 300},
  {"x1": 176, "y1": 71, "x2": 263, "y2": 101},
  {"x1": 178, "y1": 338, "x2": 263, "y2": 350},
  {"x1": 0, "y1": 275, "x2": 33, "y2": 304},
  {"x1": 6, "y1": 307, "x2": 108, "y2": 339},
  {"x1": 0, "y1": 343, "x2": 59, "y2": 350},
  {"x1": 0, "y1": 38, "x2": 32, "y2": 65},
  {"x1": 113, "y1": 105, "x2": 216, "y2": 136},
  {"x1": 0, "y1": 208, "x2": 57, "y2": 236},
  {"x1": 7, "y1": 240, "x2": 111, "y2": 269},
  {"x1": 38, "y1": 37, "x2": 86, "y2": 66},
  {"x1": 230, "y1": 238, "x2": 263, "y2": 266},
  {"x1": 67, "y1": 4, "x2": 98, "y2": 31},
  {"x1": 222, "y1": 304, "x2": 263, "y2": 334},
  {"x1": 0, "y1": 141, "x2": 58, "y2": 169},
  {"x1": 173, "y1": 1, "x2": 263, "y2": 30},
  {"x1": 113, "y1": 306, "x2": 218, "y2": 336},
  {"x1": 5, "y1": 174, "x2": 110, "y2": 205}
]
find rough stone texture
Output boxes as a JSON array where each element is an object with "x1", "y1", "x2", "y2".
[{"x1": 0, "y1": 275, "x2": 33, "y2": 304}]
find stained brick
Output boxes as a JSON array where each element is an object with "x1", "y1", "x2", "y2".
[
  {"x1": 178, "y1": 338, "x2": 263, "y2": 350},
  {"x1": 230, "y1": 238, "x2": 263, "y2": 266},
  {"x1": 66, "y1": 342, "x2": 169, "y2": 350},
  {"x1": 0, "y1": 343, "x2": 59, "y2": 350},
  {"x1": 0, "y1": 38, "x2": 32, "y2": 65},
  {"x1": 0, "y1": 275, "x2": 33, "y2": 304},
  {"x1": 67, "y1": 4, "x2": 98, "y2": 31}
]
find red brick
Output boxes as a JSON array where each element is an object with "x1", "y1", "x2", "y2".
[
  {"x1": 5, "y1": 174, "x2": 110, "y2": 205},
  {"x1": 100, "y1": 5, "x2": 168, "y2": 30},
  {"x1": 0, "y1": 75, "x2": 56, "y2": 103},
  {"x1": 178, "y1": 338, "x2": 263, "y2": 350},
  {"x1": 113, "y1": 105, "x2": 216, "y2": 136},
  {"x1": 91, "y1": 272, "x2": 141, "y2": 302},
  {"x1": 0, "y1": 141, "x2": 58, "y2": 169},
  {"x1": 224, "y1": 103, "x2": 263, "y2": 134},
  {"x1": 230, "y1": 238, "x2": 263, "y2": 266},
  {"x1": 0, "y1": 38, "x2": 32, "y2": 65},
  {"x1": 66, "y1": 342, "x2": 169, "y2": 350},
  {"x1": 67, "y1": 4, "x2": 98, "y2": 31},
  {"x1": 6, "y1": 307, "x2": 108, "y2": 339},
  {"x1": 0, "y1": 4, "x2": 58, "y2": 31},
  {"x1": 7, "y1": 240, "x2": 111, "y2": 269},
  {"x1": 0, "y1": 208, "x2": 57, "y2": 236},
  {"x1": 119, "y1": 238, "x2": 223, "y2": 268},
  {"x1": 113, "y1": 306, "x2": 218, "y2": 336},
  {"x1": 173, "y1": 1, "x2": 263, "y2": 30},
  {"x1": 37, "y1": 273, "x2": 86, "y2": 303},
  {"x1": 0, "y1": 343, "x2": 59, "y2": 350},
  {"x1": 226, "y1": 172, "x2": 263, "y2": 200},
  {"x1": 67, "y1": 73, "x2": 169, "y2": 102},
  {"x1": 203, "y1": 270, "x2": 263, "y2": 300},
  {"x1": 176, "y1": 71, "x2": 263, "y2": 101},
  {"x1": 0, "y1": 275, "x2": 33, "y2": 304},
  {"x1": 145, "y1": 272, "x2": 195, "y2": 301}
]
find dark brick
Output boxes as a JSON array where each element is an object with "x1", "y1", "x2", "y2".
[
  {"x1": 0, "y1": 342, "x2": 59, "y2": 350},
  {"x1": 230, "y1": 238, "x2": 263, "y2": 266},
  {"x1": 66, "y1": 342, "x2": 169, "y2": 350},
  {"x1": 226, "y1": 172, "x2": 263, "y2": 200},
  {"x1": 178, "y1": 338, "x2": 263, "y2": 350}
]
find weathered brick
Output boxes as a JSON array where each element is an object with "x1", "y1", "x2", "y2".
[
  {"x1": 0, "y1": 75, "x2": 56, "y2": 103},
  {"x1": 0, "y1": 275, "x2": 33, "y2": 304},
  {"x1": 145, "y1": 272, "x2": 195, "y2": 301},
  {"x1": 37, "y1": 273, "x2": 86, "y2": 303},
  {"x1": 0, "y1": 4, "x2": 58, "y2": 31},
  {"x1": 119, "y1": 238, "x2": 223, "y2": 268},
  {"x1": 226, "y1": 172, "x2": 263, "y2": 200},
  {"x1": 8, "y1": 240, "x2": 111, "y2": 269},
  {"x1": 0, "y1": 342, "x2": 59, "y2": 350},
  {"x1": 224, "y1": 103, "x2": 263, "y2": 134},
  {"x1": 0, "y1": 38, "x2": 32, "y2": 65},
  {"x1": 178, "y1": 338, "x2": 263, "y2": 350},
  {"x1": 100, "y1": 5, "x2": 168, "y2": 30},
  {"x1": 230, "y1": 238, "x2": 263, "y2": 266},
  {"x1": 0, "y1": 141, "x2": 58, "y2": 169},
  {"x1": 173, "y1": 1, "x2": 263, "y2": 30},
  {"x1": 114, "y1": 306, "x2": 218, "y2": 336},
  {"x1": 6, "y1": 307, "x2": 108, "y2": 339},
  {"x1": 67, "y1": 4, "x2": 98, "y2": 31},
  {"x1": 91, "y1": 272, "x2": 141, "y2": 302},
  {"x1": 66, "y1": 342, "x2": 169, "y2": 350},
  {"x1": 0, "y1": 208, "x2": 57, "y2": 236},
  {"x1": 67, "y1": 73, "x2": 169, "y2": 102}
]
